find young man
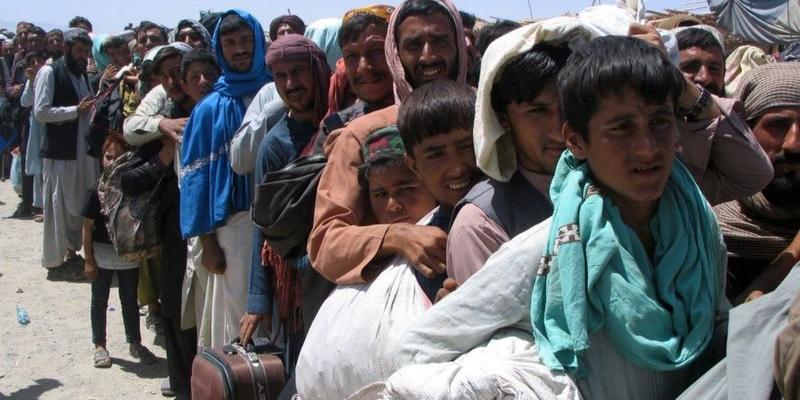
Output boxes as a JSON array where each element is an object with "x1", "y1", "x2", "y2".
[
  {"x1": 238, "y1": 34, "x2": 331, "y2": 397},
  {"x1": 44, "y1": 29, "x2": 64, "y2": 61},
  {"x1": 34, "y1": 28, "x2": 100, "y2": 278},
  {"x1": 716, "y1": 62, "x2": 800, "y2": 301},
  {"x1": 136, "y1": 21, "x2": 168, "y2": 55},
  {"x1": 68, "y1": 16, "x2": 93, "y2": 33},
  {"x1": 180, "y1": 9, "x2": 269, "y2": 348},
  {"x1": 269, "y1": 15, "x2": 306, "y2": 41},
  {"x1": 397, "y1": 79, "x2": 480, "y2": 298},
  {"x1": 674, "y1": 26, "x2": 726, "y2": 97},
  {"x1": 308, "y1": 0, "x2": 468, "y2": 285},
  {"x1": 19, "y1": 51, "x2": 48, "y2": 222},
  {"x1": 388, "y1": 35, "x2": 728, "y2": 399},
  {"x1": 171, "y1": 20, "x2": 211, "y2": 50}
]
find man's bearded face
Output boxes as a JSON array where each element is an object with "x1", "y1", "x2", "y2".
[
  {"x1": 752, "y1": 106, "x2": 800, "y2": 207},
  {"x1": 65, "y1": 41, "x2": 90, "y2": 74}
]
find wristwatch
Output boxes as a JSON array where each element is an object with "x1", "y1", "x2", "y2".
[{"x1": 677, "y1": 85, "x2": 711, "y2": 121}]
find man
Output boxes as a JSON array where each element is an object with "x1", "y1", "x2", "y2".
[
  {"x1": 34, "y1": 28, "x2": 99, "y2": 278},
  {"x1": 136, "y1": 21, "x2": 168, "y2": 55},
  {"x1": 715, "y1": 62, "x2": 800, "y2": 301},
  {"x1": 475, "y1": 19, "x2": 520, "y2": 56},
  {"x1": 19, "y1": 51, "x2": 48, "y2": 222},
  {"x1": 69, "y1": 16, "x2": 93, "y2": 33},
  {"x1": 239, "y1": 34, "x2": 332, "y2": 397},
  {"x1": 180, "y1": 9, "x2": 269, "y2": 348},
  {"x1": 446, "y1": 21, "x2": 772, "y2": 284},
  {"x1": 674, "y1": 26, "x2": 726, "y2": 96},
  {"x1": 322, "y1": 5, "x2": 395, "y2": 133},
  {"x1": 45, "y1": 29, "x2": 65, "y2": 61},
  {"x1": 269, "y1": 15, "x2": 306, "y2": 41},
  {"x1": 170, "y1": 20, "x2": 211, "y2": 50},
  {"x1": 308, "y1": 0, "x2": 468, "y2": 284}
]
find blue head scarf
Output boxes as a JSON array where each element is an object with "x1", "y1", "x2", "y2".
[{"x1": 180, "y1": 9, "x2": 269, "y2": 238}]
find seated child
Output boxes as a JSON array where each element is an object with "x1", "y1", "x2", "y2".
[{"x1": 83, "y1": 133, "x2": 157, "y2": 368}]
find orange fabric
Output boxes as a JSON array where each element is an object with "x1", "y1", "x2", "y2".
[
  {"x1": 307, "y1": 105, "x2": 398, "y2": 284},
  {"x1": 327, "y1": 58, "x2": 354, "y2": 114}
]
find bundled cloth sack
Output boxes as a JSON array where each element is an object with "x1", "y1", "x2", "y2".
[
  {"x1": 294, "y1": 214, "x2": 434, "y2": 399},
  {"x1": 724, "y1": 45, "x2": 774, "y2": 97}
]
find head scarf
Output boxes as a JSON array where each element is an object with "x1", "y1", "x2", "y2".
[
  {"x1": 64, "y1": 28, "x2": 91, "y2": 47},
  {"x1": 342, "y1": 4, "x2": 395, "y2": 26},
  {"x1": 385, "y1": 0, "x2": 468, "y2": 103},
  {"x1": 179, "y1": 9, "x2": 268, "y2": 238},
  {"x1": 734, "y1": 62, "x2": 800, "y2": 122},
  {"x1": 269, "y1": 15, "x2": 306, "y2": 41},
  {"x1": 327, "y1": 58, "x2": 353, "y2": 114},
  {"x1": 724, "y1": 45, "x2": 774, "y2": 97},
  {"x1": 475, "y1": 6, "x2": 637, "y2": 182},
  {"x1": 267, "y1": 34, "x2": 332, "y2": 125},
  {"x1": 304, "y1": 18, "x2": 342, "y2": 70},
  {"x1": 212, "y1": 9, "x2": 269, "y2": 98},
  {"x1": 672, "y1": 24, "x2": 727, "y2": 55},
  {"x1": 170, "y1": 19, "x2": 212, "y2": 50},
  {"x1": 45, "y1": 29, "x2": 63, "y2": 40}
]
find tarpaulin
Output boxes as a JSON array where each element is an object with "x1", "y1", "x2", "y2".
[{"x1": 709, "y1": 0, "x2": 800, "y2": 45}]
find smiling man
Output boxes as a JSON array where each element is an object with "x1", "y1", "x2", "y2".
[
  {"x1": 179, "y1": 9, "x2": 269, "y2": 348},
  {"x1": 308, "y1": 0, "x2": 468, "y2": 285}
]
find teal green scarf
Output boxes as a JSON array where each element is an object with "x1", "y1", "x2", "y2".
[{"x1": 530, "y1": 151, "x2": 723, "y2": 376}]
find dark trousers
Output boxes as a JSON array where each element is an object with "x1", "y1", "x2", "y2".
[
  {"x1": 163, "y1": 314, "x2": 196, "y2": 400},
  {"x1": 20, "y1": 153, "x2": 32, "y2": 209},
  {"x1": 91, "y1": 267, "x2": 141, "y2": 345}
]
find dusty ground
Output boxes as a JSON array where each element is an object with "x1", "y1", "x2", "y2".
[{"x1": 0, "y1": 181, "x2": 167, "y2": 399}]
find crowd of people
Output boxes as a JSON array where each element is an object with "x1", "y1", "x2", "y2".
[{"x1": 0, "y1": 1, "x2": 799, "y2": 399}]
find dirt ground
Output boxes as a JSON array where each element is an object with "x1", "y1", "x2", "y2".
[{"x1": 0, "y1": 181, "x2": 167, "y2": 399}]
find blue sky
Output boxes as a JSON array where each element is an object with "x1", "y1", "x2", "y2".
[{"x1": 3, "y1": 0, "x2": 699, "y2": 33}]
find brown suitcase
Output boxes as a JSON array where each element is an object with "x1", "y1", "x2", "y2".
[{"x1": 191, "y1": 340, "x2": 285, "y2": 400}]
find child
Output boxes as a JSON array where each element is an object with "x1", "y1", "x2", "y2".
[
  {"x1": 397, "y1": 79, "x2": 481, "y2": 232},
  {"x1": 83, "y1": 133, "x2": 156, "y2": 368},
  {"x1": 359, "y1": 126, "x2": 438, "y2": 229}
]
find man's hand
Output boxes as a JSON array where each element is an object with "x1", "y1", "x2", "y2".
[
  {"x1": 9, "y1": 84, "x2": 22, "y2": 98},
  {"x1": 200, "y1": 234, "x2": 226, "y2": 274},
  {"x1": 102, "y1": 64, "x2": 120, "y2": 82},
  {"x1": 77, "y1": 96, "x2": 96, "y2": 114},
  {"x1": 24, "y1": 67, "x2": 35, "y2": 81},
  {"x1": 158, "y1": 118, "x2": 188, "y2": 143},
  {"x1": 158, "y1": 136, "x2": 176, "y2": 165},
  {"x1": 628, "y1": 23, "x2": 666, "y2": 54},
  {"x1": 385, "y1": 224, "x2": 447, "y2": 278},
  {"x1": 240, "y1": 313, "x2": 271, "y2": 345},
  {"x1": 434, "y1": 278, "x2": 459, "y2": 303},
  {"x1": 84, "y1": 259, "x2": 99, "y2": 281}
]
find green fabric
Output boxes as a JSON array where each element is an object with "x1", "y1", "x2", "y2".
[{"x1": 530, "y1": 151, "x2": 723, "y2": 376}]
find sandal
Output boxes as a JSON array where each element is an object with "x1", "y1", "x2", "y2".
[
  {"x1": 130, "y1": 343, "x2": 157, "y2": 364},
  {"x1": 94, "y1": 348, "x2": 112, "y2": 368}
]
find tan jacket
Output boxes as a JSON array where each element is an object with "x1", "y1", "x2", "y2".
[{"x1": 307, "y1": 105, "x2": 398, "y2": 284}]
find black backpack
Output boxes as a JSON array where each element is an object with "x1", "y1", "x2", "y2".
[{"x1": 251, "y1": 131, "x2": 328, "y2": 259}]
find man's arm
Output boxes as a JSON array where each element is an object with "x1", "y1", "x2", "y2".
[
  {"x1": 230, "y1": 98, "x2": 286, "y2": 175},
  {"x1": 20, "y1": 78, "x2": 34, "y2": 108},
  {"x1": 678, "y1": 93, "x2": 773, "y2": 206},
  {"x1": 33, "y1": 66, "x2": 79, "y2": 124},
  {"x1": 122, "y1": 84, "x2": 170, "y2": 146},
  {"x1": 446, "y1": 204, "x2": 510, "y2": 284}
]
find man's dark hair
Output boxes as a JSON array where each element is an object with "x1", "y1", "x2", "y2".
[
  {"x1": 137, "y1": 21, "x2": 168, "y2": 42},
  {"x1": 559, "y1": 36, "x2": 685, "y2": 139},
  {"x1": 338, "y1": 13, "x2": 389, "y2": 49},
  {"x1": 477, "y1": 20, "x2": 521, "y2": 55},
  {"x1": 69, "y1": 16, "x2": 92, "y2": 31},
  {"x1": 104, "y1": 35, "x2": 130, "y2": 52},
  {"x1": 394, "y1": 0, "x2": 453, "y2": 33},
  {"x1": 676, "y1": 28, "x2": 723, "y2": 54},
  {"x1": 398, "y1": 80, "x2": 476, "y2": 153},
  {"x1": 218, "y1": 13, "x2": 250, "y2": 37},
  {"x1": 181, "y1": 48, "x2": 220, "y2": 80},
  {"x1": 28, "y1": 26, "x2": 46, "y2": 38},
  {"x1": 200, "y1": 12, "x2": 223, "y2": 35},
  {"x1": 46, "y1": 29, "x2": 63, "y2": 39},
  {"x1": 459, "y1": 11, "x2": 476, "y2": 30},
  {"x1": 491, "y1": 44, "x2": 570, "y2": 115},
  {"x1": 152, "y1": 46, "x2": 183, "y2": 75}
]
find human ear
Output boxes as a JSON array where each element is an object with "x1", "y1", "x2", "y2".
[
  {"x1": 404, "y1": 154, "x2": 422, "y2": 179},
  {"x1": 563, "y1": 123, "x2": 587, "y2": 160},
  {"x1": 497, "y1": 112, "x2": 510, "y2": 132}
]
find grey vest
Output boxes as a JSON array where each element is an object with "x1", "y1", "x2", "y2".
[{"x1": 452, "y1": 172, "x2": 553, "y2": 238}]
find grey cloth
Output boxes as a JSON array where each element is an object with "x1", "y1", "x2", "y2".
[
  {"x1": 678, "y1": 266, "x2": 800, "y2": 400},
  {"x1": 169, "y1": 20, "x2": 212, "y2": 49},
  {"x1": 229, "y1": 82, "x2": 284, "y2": 175}
]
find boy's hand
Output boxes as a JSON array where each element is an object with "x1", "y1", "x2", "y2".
[
  {"x1": 84, "y1": 259, "x2": 99, "y2": 281},
  {"x1": 387, "y1": 224, "x2": 447, "y2": 278}
]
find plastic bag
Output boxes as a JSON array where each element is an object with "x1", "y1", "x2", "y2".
[
  {"x1": 10, "y1": 152, "x2": 22, "y2": 194},
  {"x1": 295, "y1": 256, "x2": 432, "y2": 399}
]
